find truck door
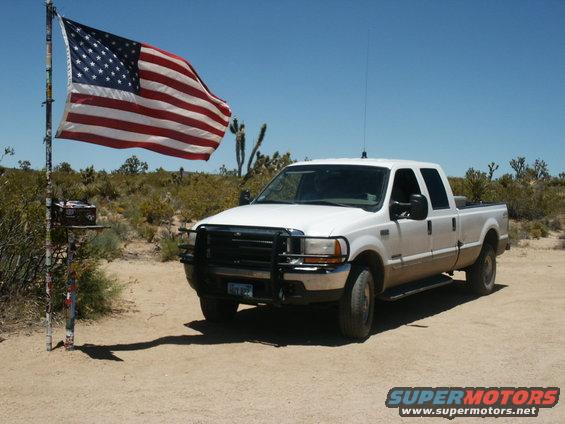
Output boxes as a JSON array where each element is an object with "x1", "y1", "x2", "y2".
[
  {"x1": 387, "y1": 168, "x2": 433, "y2": 286},
  {"x1": 419, "y1": 167, "x2": 459, "y2": 273}
]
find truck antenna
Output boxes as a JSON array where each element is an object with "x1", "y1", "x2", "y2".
[{"x1": 361, "y1": 29, "x2": 370, "y2": 159}]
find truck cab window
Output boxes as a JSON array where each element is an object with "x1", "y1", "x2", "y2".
[
  {"x1": 420, "y1": 168, "x2": 449, "y2": 209},
  {"x1": 391, "y1": 168, "x2": 421, "y2": 203}
]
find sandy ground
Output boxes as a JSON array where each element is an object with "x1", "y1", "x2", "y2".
[{"x1": 1, "y1": 243, "x2": 564, "y2": 423}]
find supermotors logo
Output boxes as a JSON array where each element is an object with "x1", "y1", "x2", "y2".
[{"x1": 386, "y1": 387, "x2": 560, "y2": 419}]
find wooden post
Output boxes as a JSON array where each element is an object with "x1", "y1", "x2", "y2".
[{"x1": 44, "y1": 0, "x2": 54, "y2": 351}]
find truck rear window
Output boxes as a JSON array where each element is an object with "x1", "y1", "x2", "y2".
[{"x1": 421, "y1": 168, "x2": 450, "y2": 209}]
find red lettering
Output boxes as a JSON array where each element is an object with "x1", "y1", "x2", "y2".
[
  {"x1": 499, "y1": 390, "x2": 514, "y2": 405},
  {"x1": 464, "y1": 389, "x2": 484, "y2": 405},
  {"x1": 528, "y1": 390, "x2": 543, "y2": 405},
  {"x1": 542, "y1": 389, "x2": 559, "y2": 406},
  {"x1": 512, "y1": 390, "x2": 529, "y2": 405},
  {"x1": 483, "y1": 390, "x2": 499, "y2": 405}
]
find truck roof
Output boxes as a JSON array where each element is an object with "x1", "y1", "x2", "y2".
[{"x1": 288, "y1": 158, "x2": 439, "y2": 169}]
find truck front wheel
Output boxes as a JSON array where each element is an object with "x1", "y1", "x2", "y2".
[
  {"x1": 200, "y1": 297, "x2": 239, "y2": 322},
  {"x1": 338, "y1": 265, "x2": 375, "y2": 340},
  {"x1": 466, "y1": 243, "x2": 497, "y2": 295}
]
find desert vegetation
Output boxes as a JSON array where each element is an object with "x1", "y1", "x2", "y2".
[
  {"x1": 1, "y1": 135, "x2": 563, "y2": 326},
  {"x1": 450, "y1": 157, "x2": 564, "y2": 241},
  {"x1": 0, "y1": 123, "x2": 293, "y2": 324}
]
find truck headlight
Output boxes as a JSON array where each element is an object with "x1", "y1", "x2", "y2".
[
  {"x1": 303, "y1": 238, "x2": 345, "y2": 264},
  {"x1": 186, "y1": 231, "x2": 197, "y2": 246}
]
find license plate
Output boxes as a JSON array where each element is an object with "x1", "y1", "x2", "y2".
[{"x1": 227, "y1": 283, "x2": 253, "y2": 298}]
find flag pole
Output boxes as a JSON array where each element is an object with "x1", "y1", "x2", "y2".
[{"x1": 44, "y1": 0, "x2": 55, "y2": 352}]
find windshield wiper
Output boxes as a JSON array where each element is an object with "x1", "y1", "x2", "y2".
[{"x1": 297, "y1": 200, "x2": 350, "y2": 207}]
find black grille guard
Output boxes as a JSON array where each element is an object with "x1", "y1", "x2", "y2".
[{"x1": 179, "y1": 224, "x2": 350, "y2": 305}]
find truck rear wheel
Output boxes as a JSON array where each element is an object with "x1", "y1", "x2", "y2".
[
  {"x1": 200, "y1": 297, "x2": 239, "y2": 322},
  {"x1": 466, "y1": 243, "x2": 497, "y2": 295},
  {"x1": 338, "y1": 265, "x2": 375, "y2": 340}
]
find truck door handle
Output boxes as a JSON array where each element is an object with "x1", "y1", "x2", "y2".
[
  {"x1": 427, "y1": 220, "x2": 432, "y2": 235},
  {"x1": 452, "y1": 217, "x2": 456, "y2": 231}
]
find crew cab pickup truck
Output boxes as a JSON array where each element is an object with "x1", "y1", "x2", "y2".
[{"x1": 180, "y1": 159, "x2": 509, "y2": 339}]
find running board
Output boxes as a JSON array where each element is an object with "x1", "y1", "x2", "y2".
[{"x1": 379, "y1": 274, "x2": 454, "y2": 301}]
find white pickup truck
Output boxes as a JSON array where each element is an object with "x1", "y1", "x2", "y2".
[{"x1": 180, "y1": 159, "x2": 509, "y2": 339}]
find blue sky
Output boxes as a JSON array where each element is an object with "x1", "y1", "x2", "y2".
[{"x1": 1, "y1": 0, "x2": 564, "y2": 176}]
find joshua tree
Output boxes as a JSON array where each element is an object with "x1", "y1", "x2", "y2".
[
  {"x1": 80, "y1": 165, "x2": 96, "y2": 186},
  {"x1": 0, "y1": 146, "x2": 14, "y2": 163},
  {"x1": 487, "y1": 162, "x2": 499, "y2": 180},
  {"x1": 116, "y1": 155, "x2": 149, "y2": 175},
  {"x1": 532, "y1": 159, "x2": 550, "y2": 180},
  {"x1": 464, "y1": 168, "x2": 489, "y2": 202},
  {"x1": 18, "y1": 160, "x2": 31, "y2": 171},
  {"x1": 55, "y1": 162, "x2": 74, "y2": 173},
  {"x1": 509, "y1": 156, "x2": 527, "y2": 179},
  {"x1": 229, "y1": 117, "x2": 267, "y2": 178}
]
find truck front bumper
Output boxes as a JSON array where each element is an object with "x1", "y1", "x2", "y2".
[{"x1": 181, "y1": 260, "x2": 350, "y2": 305}]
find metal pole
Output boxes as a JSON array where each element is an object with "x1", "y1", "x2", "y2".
[
  {"x1": 45, "y1": 0, "x2": 54, "y2": 351},
  {"x1": 64, "y1": 231, "x2": 77, "y2": 351}
]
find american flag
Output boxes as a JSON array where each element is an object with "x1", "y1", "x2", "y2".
[{"x1": 55, "y1": 17, "x2": 231, "y2": 160}]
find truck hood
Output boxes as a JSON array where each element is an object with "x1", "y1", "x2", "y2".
[{"x1": 197, "y1": 204, "x2": 368, "y2": 236}]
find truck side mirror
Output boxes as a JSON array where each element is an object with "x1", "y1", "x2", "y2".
[
  {"x1": 409, "y1": 194, "x2": 428, "y2": 220},
  {"x1": 239, "y1": 189, "x2": 253, "y2": 206}
]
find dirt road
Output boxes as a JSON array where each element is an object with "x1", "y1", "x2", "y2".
[{"x1": 1, "y1": 245, "x2": 564, "y2": 423}]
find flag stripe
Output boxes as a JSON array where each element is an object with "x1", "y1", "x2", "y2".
[
  {"x1": 58, "y1": 121, "x2": 215, "y2": 153},
  {"x1": 139, "y1": 51, "x2": 198, "y2": 83},
  {"x1": 58, "y1": 130, "x2": 211, "y2": 160},
  {"x1": 65, "y1": 112, "x2": 220, "y2": 148},
  {"x1": 70, "y1": 93, "x2": 226, "y2": 138},
  {"x1": 67, "y1": 103, "x2": 222, "y2": 144},
  {"x1": 139, "y1": 86, "x2": 229, "y2": 126},
  {"x1": 141, "y1": 44, "x2": 228, "y2": 104},
  {"x1": 140, "y1": 78, "x2": 230, "y2": 120},
  {"x1": 70, "y1": 83, "x2": 228, "y2": 129},
  {"x1": 137, "y1": 60, "x2": 228, "y2": 118},
  {"x1": 139, "y1": 69, "x2": 231, "y2": 117},
  {"x1": 138, "y1": 59, "x2": 212, "y2": 102}
]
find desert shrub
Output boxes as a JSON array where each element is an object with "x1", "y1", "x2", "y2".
[
  {"x1": 0, "y1": 165, "x2": 122, "y2": 322},
  {"x1": 137, "y1": 223, "x2": 157, "y2": 242},
  {"x1": 96, "y1": 176, "x2": 120, "y2": 200},
  {"x1": 177, "y1": 173, "x2": 240, "y2": 221},
  {"x1": 80, "y1": 165, "x2": 96, "y2": 185},
  {"x1": 86, "y1": 230, "x2": 122, "y2": 260},
  {"x1": 508, "y1": 222, "x2": 529, "y2": 243},
  {"x1": 52, "y1": 259, "x2": 122, "y2": 318},
  {"x1": 121, "y1": 196, "x2": 143, "y2": 224},
  {"x1": 139, "y1": 194, "x2": 175, "y2": 224},
  {"x1": 95, "y1": 215, "x2": 132, "y2": 242},
  {"x1": 464, "y1": 168, "x2": 490, "y2": 202},
  {"x1": 159, "y1": 236, "x2": 180, "y2": 262},
  {"x1": 525, "y1": 221, "x2": 550, "y2": 239}
]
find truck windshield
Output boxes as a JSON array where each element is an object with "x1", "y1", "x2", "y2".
[{"x1": 254, "y1": 165, "x2": 389, "y2": 210}]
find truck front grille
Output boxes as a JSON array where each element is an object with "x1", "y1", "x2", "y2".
[{"x1": 202, "y1": 226, "x2": 287, "y2": 269}]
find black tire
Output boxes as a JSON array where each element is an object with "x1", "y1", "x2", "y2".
[
  {"x1": 338, "y1": 265, "x2": 375, "y2": 340},
  {"x1": 466, "y1": 243, "x2": 497, "y2": 295},
  {"x1": 200, "y1": 297, "x2": 239, "y2": 322}
]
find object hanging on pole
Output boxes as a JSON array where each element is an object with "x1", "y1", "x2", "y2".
[{"x1": 44, "y1": 0, "x2": 55, "y2": 352}]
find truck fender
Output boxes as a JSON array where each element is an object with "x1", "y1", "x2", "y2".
[
  {"x1": 479, "y1": 218, "x2": 500, "y2": 251},
  {"x1": 347, "y1": 235, "x2": 388, "y2": 293}
]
